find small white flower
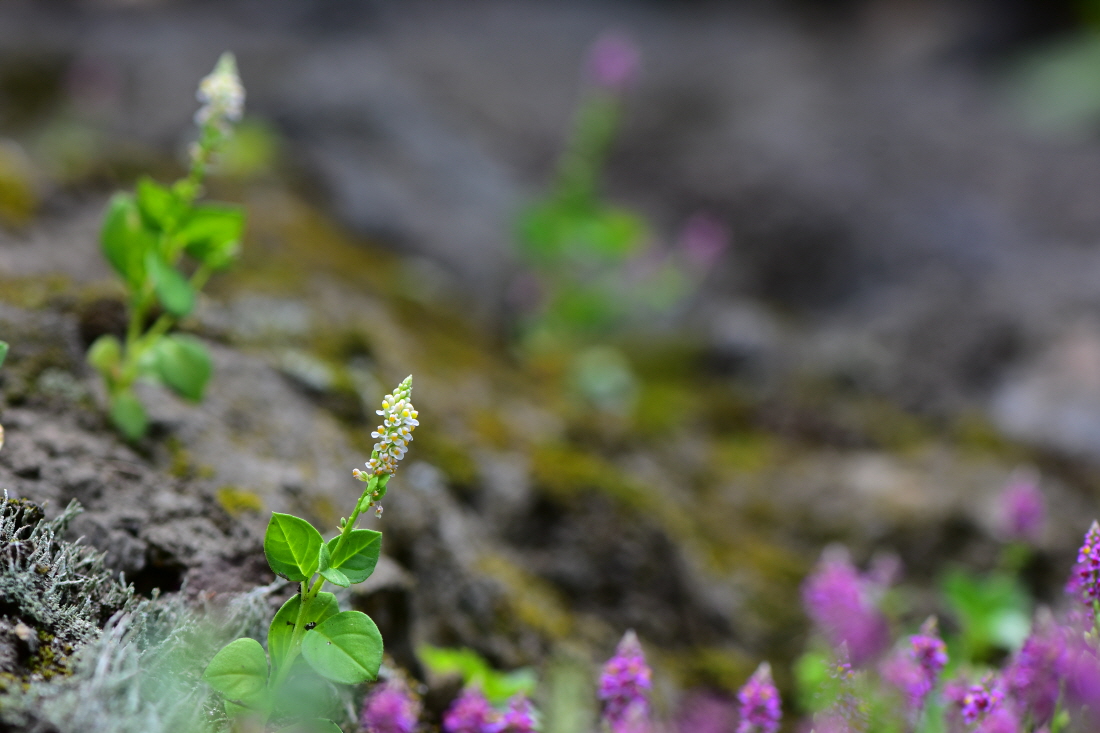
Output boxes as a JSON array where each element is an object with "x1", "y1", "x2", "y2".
[
  {"x1": 355, "y1": 376, "x2": 416, "y2": 478},
  {"x1": 194, "y1": 52, "x2": 245, "y2": 132}
]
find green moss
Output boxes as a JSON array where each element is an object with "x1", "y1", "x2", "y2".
[
  {"x1": 476, "y1": 553, "x2": 574, "y2": 640},
  {"x1": 531, "y1": 445, "x2": 646, "y2": 511},
  {"x1": 662, "y1": 646, "x2": 754, "y2": 692},
  {"x1": 951, "y1": 410, "x2": 1019, "y2": 457},
  {"x1": 414, "y1": 428, "x2": 478, "y2": 489},
  {"x1": 631, "y1": 381, "x2": 698, "y2": 438},
  {"x1": 214, "y1": 486, "x2": 264, "y2": 517},
  {"x1": 712, "y1": 432, "x2": 781, "y2": 474},
  {"x1": 27, "y1": 631, "x2": 73, "y2": 681},
  {"x1": 0, "y1": 275, "x2": 73, "y2": 310}
]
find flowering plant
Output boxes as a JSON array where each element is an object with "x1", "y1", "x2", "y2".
[
  {"x1": 86, "y1": 53, "x2": 247, "y2": 440},
  {"x1": 513, "y1": 33, "x2": 727, "y2": 348},
  {"x1": 203, "y1": 377, "x2": 418, "y2": 732}
]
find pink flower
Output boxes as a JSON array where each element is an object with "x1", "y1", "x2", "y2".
[
  {"x1": 802, "y1": 549, "x2": 890, "y2": 665},
  {"x1": 586, "y1": 32, "x2": 640, "y2": 92},
  {"x1": 599, "y1": 631, "x2": 653, "y2": 733},
  {"x1": 736, "y1": 663, "x2": 781, "y2": 733},
  {"x1": 999, "y1": 469, "x2": 1045, "y2": 544},
  {"x1": 360, "y1": 681, "x2": 420, "y2": 733}
]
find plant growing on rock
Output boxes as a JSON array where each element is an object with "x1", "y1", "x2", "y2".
[
  {"x1": 513, "y1": 32, "x2": 728, "y2": 352},
  {"x1": 203, "y1": 377, "x2": 418, "y2": 732},
  {"x1": 86, "y1": 53, "x2": 247, "y2": 440}
]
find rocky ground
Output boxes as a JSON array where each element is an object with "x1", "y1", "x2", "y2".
[{"x1": 2, "y1": 0, "x2": 1100, "y2": 729}]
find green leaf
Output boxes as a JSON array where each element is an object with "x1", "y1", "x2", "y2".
[
  {"x1": 417, "y1": 645, "x2": 536, "y2": 704},
  {"x1": 109, "y1": 390, "x2": 147, "y2": 441},
  {"x1": 274, "y1": 719, "x2": 343, "y2": 733},
  {"x1": 0, "y1": 340, "x2": 9, "y2": 369},
  {"x1": 145, "y1": 250, "x2": 195, "y2": 317},
  {"x1": 264, "y1": 513, "x2": 324, "y2": 582},
  {"x1": 136, "y1": 177, "x2": 179, "y2": 231},
  {"x1": 151, "y1": 334, "x2": 212, "y2": 402},
  {"x1": 202, "y1": 637, "x2": 269, "y2": 711},
  {"x1": 86, "y1": 335, "x2": 122, "y2": 378},
  {"x1": 179, "y1": 203, "x2": 245, "y2": 271},
  {"x1": 268, "y1": 591, "x2": 339, "y2": 672},
  {"x1": 101, "y1": 193, "x2": 154, "y2": 287},
  {"x1": 326, "y1": 529, "x2": 381, "y2": 584},
  {"x1": 317, "y1": 543, "x2": 350, "y2": 588},
  {"x1": 300, "y1": 610, "x2": 383, "y2": 685}
]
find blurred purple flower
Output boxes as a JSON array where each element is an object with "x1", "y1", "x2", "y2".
[
  {"x1": 677, "y1": 213, "x2": 729, "y2": 270},
  {"x1": 949, "y1": 674, "x2": 1005, "y2": 726},
  {"x1": 999, "y1": 469, "x2": 1045, "y2": 544},
  {"x1": 443, "y1": 689, "x2": 498, "y2": 733},
  {"x1": 802, "y1": 549, "x2": 890, "y2": 665},
  {"x1": 880, "y1": 653, "x2": 926, "y2": 711},
  {"x1": 586, "y1": 32, "x2": 640, "y2": 91},
  {"x1": 736, "y1": 662, "x2": 781, "y2": 733},
  {"x1": 1005, "y1": 615, "x2": 1067, "y2": 725},
  {"x1": 974, "y1": 706, "x2": 1020, "y2": 733},
  {"x1": 675, "y1": 691, "x2": 736, "y2": 733},
  {"x1": 910, "y1": 618, "x2": 948, "y2": 680},
  {"x1": 496, "y1": 695, "x2": 537, "y2": 733},
  {"x1": 360, "y1": 681, "x2": 421, "y2": 733},
  {"x1": 1070, "y1": 520, "x2": 1100, "y2": 607},
  {"x1": 1063, "y1": 633, "x2": 1100, "y2": 715},
  {"x1": 599, "y1": 630, "x2": 653, "y2": 733},
  {"x1": 887, "y1": 616, "x2": 948, "y2": 712}
]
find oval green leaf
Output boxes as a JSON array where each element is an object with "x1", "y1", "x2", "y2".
[
  {"x1": 86, "y1": 334, "x2": 121, "y2": 378},
  {"x1": 136, "y1": 176, "x2": 179, "y2": 231},
  {"x1": 326, "y1": 529, "x2": 381, "y2": 584},
  {"x1": 268, "y1": 591, "x2": 339, "y2": 672},
  {"x1": 0, "y1": 340, "x2": 7, "y2": 369},
  {"x1": 152, "y1": 334, "x2": 212, "y2": 402},
  {"x1": 264, "y1": 513, "x2": 323, "y2": 581},
  {"x1": 202, "y1": 637, "x2": 269, "y2": 710},
  {"x1": 101, "y1": 192, "x2": 154, "y2": 287},
  {"x1": 317, "y1": 542, "x2": 350, "y2": 588},
  {"x1": 109, "y1": 390, "x2": 147, "y2": 441},
  {"x1": 145, "y1": 250, "x2": 194, "y2": 317},
  {"x1": 180, "y1": 203, "x2": 245, "y2": 271},
  {"x1": 300, "y1": 610, "x2": 383, "y2": 685}
]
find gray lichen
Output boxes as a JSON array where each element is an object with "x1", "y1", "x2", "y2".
[
  {"x1": 0, "y1": 495, "x2": 279, "y2": 733},
  {"x1": 0, "y1": 496, "x2": 133, "y2": 682},
  {"x1": 0, "y1": 571, "x2": 277, "y2": 733}
]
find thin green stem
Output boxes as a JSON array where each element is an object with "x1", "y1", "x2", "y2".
[{"x1": 270, "y1": 575, "x2": 327, "y2": 693}]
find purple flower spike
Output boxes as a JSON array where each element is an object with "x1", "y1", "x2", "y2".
[
  {"x1": 736, "y1": 662, "x2": 781, "y2": 733},
  {"x1": 880, "y1": 653, "x2": 927, "y2": 711},
  {"x1": 444, "y1": 689, "x2": 498, "y2": 733},
  {"x1": 586, "y1": 32, "x2": 640, "y2": 92},
  {"x1": 975, "y1": 706, "x2": 1020, "y2": 733},
  {"x1": 360, "y1": 681, "x2": 421, "y2": 733},
  {"x1": 1063, "y1": 632, "x2": 1100, "y2": 715},
  {"x1": 802, "y1": 549, "x2": 890, "y2": 665},
  {"x1": 953, "y1": 675, "x2": 1005, "y2": 726},
  {"x1": 599, "y1": 630, "x2": 653, "y2": 732},
  {"x1": 1071, "y1": 520, "x2": 1100, "y2": 607},
  {"x1": 881, "y1": 616, "x2": 947, "y2": 707},
  {"x1": 999, "y1": 469, "x2": 1045, "y2": 544},
  {"x1": 497, "y1": 695, "x2": 538, "y2": 733},
  {"x1": 1005, "y1": 614, "x2": 1067, "y2": 725}
]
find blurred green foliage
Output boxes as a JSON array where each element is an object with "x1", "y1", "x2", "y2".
[{"x1": 418, "y1": 646, "x2": 537, "y2": 705}]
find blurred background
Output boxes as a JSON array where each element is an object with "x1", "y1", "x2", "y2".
[{"x1": 6, "y1": 0, "x2": 1100, "y2": 727}]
